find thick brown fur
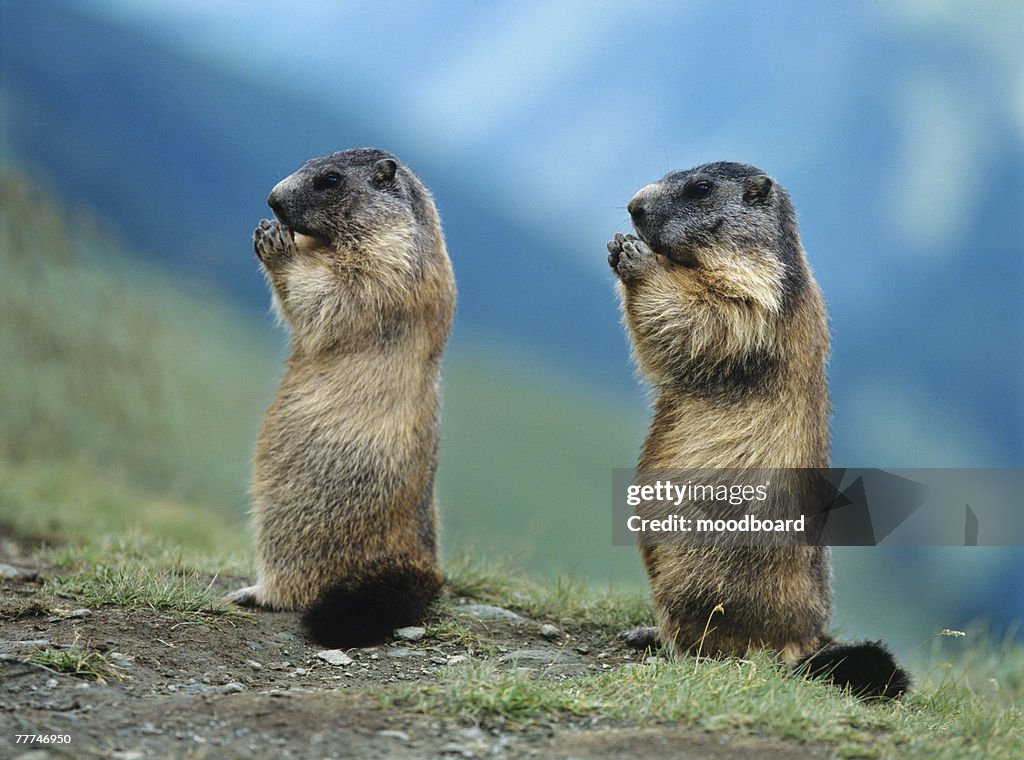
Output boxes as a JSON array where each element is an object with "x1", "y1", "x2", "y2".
[
  {"x1": 226, "y1": 149, "x2": 455, "y2": 648},
  {"x1": 609, "y1": 162, "x2": 909, "y2": 698}
]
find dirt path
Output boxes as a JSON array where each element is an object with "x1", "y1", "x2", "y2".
[{"x1": 0, "y1": 561, "x2": 829, "y2": 759}]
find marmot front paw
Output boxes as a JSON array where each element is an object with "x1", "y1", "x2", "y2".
[
  {"x1": 607, "y1": 233, "x2": 655, "y2": 284},
  {"x1": 254, "y1": 218, "x2": 296, "y2": 267}
]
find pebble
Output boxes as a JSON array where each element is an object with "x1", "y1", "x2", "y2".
[
  {"x1": 183, "y1": 683, "x2": 218, "y2": 694},
  {"x1": 440, "y1": 743, "x2": 474, "y2": 758},
  {"x1": 454, "y1": 604, "x2": 524, "y2": 623},
  {"x1": 68, "y1": 608, "x2": 92, "y2": 618},
  {"x1": 246, "y1": 659, "x2": 264, "y2": 670},
  {"x1": 393, "y1": 626, "x2": 426, "y2": 641},
  {"x1": 539, "y1": 623, "x2": 560, "y2": 639},
  {"x1": 0, "y1": 563, "x2": 34, "y2": 580},
  {"x1": 497, "y1": 648, "x2": 578, "y2": 665},
  {"x1": 446, "y1": 655, "x2": 469, "y2": 665},
  {"x1": 315, "y1": 650, "x2": 353, "y2": 666},
  {"x1": 377, "y1": 729, "x2": 411, "y2": 742},
  {"x1": 385, "y1": 647, "x2": 427, "y2": 659},
  {"x1": 221, "y1": 682, "x2": 245, "y2": 693}
]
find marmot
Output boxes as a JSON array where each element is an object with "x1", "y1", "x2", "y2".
[
  {"x1": 608, "y1": 161, "x2": 910, "y2": 699},
  {"x1": 226, "y1": 148, "x2": 455, "y2": 648}
]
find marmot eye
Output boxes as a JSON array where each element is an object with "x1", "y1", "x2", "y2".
[
  {"x1": 687, "y1": 180, "x2": 713, "y2": 199},
  {"x1": 314, "y1": 173, "x2": 341, "y2": 191}
]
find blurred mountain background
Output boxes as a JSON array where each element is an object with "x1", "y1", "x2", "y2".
[{"x1": 1, "y1": 0, "x2": 1021, "y2": 657}]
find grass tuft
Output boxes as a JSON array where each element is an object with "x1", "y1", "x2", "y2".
[
  {"x1": 28, "y1": 648, "x2": 125, "y2": 684},
  {"x1": 45, "y1": 562, "x2": 245, "y2": 618}
]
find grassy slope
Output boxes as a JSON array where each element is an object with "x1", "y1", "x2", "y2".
[
  {"x1": 1, "y1": 170, "x2": 1021, "y2": 758},
  {"x1": 439, "y1": 345, "x2": 647, "y2": 584},
  {"x1": 0, "y1": 170, "x2": 276, "y2": 567}
]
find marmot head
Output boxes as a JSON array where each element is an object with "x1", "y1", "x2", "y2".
[
  {"x1": 267, "y1": 148, "x2": 439, "y2": 255},
  {"x1": 628, "y1": 162, "x2": 807, "y2": 308}
]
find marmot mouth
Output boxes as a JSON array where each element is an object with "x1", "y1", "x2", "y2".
[
  {"x1": 664, "y1": 248, "x2": 700, "y2": 268},
  {"x1": 277, "y1": 220, "x2": 330, "y2": 249},
  {"x1": 638, "y1": 233, "x2": 700, "y2": 269}
]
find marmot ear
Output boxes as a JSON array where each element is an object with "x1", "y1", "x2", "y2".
[
  {"x1": 372, "y1": 158, "x2": 398, "y2": 184},
  {"x1": 743, "y1": 174, "x2": 773, "y2": 205}
]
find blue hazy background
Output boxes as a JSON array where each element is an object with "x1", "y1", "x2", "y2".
[{"x1": 1, "y1": 0, "x2": 1021, "y2": 657}]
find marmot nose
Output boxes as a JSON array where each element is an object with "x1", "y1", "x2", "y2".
[
  {"x1": 267, "y1": 192, "x2": 286, "y2": 221},
  {"x1": 628, "y1": 198, "x2": 646, "y2": 222}
]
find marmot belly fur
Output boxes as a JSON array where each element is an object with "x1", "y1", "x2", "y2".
[
  {"x1": 227, "y1": 148, "x2": 455, "y2": 648},
  {"x1": 608, "y1": 161, "x2": 910, "y2": 699}
]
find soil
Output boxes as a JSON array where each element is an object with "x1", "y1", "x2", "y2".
[{"x1": 0, "y1": 555, "x2": 831, "y2": 759}]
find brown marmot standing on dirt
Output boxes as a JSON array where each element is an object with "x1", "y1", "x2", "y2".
[
  {"x1": 608, "y1": 161, "x2": 909, "y2": 698},
  {"x1": 226, "y1": 148, "x2": 455, "y2": 648}
]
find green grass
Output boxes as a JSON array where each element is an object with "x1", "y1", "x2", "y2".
[
  {"x1": 437, "y1": 345, "x2": 648, "y2": 584},
  {"x1": 44, "y1": 562, "x2": 245, "y2": 618},
  {"x1": 0, "y1": 170, "x2": 278, "y2": 515},
  {"x1": 28, "y1": 648, "x2": 125, "y2": 684},
  {"x1": 0, "y1": 458, "x2": 249, "y2": 567},
  {"x1": 394, "y1": 648, "x2": 1023, "y2": 759},
  {"x1": 445, "y1": 553, "x2": 653, "y2": 634}
]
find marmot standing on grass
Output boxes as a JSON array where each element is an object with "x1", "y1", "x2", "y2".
[
  {"x1": 608, "y1": 162, "x2": 910, "y2": 698},
  {"x1": 226, "y1": 148, "x2": 455, "y2": 648}
]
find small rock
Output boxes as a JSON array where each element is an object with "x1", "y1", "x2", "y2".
[
  {"x1": 497, "y1": 648, "x2": 578, "y2": 665},
  {"x1": 221, "y1": 682, "x2": 245, "y2": 693},
  {"x1": 446, "y1": 655, "x2": 469, "y2": 665},
  {"x1": 385, "y1": 647, "x2": 427, "y2": 659},
  {"x1": 539, "y1": 623, "x2": 560, "y2": 639},
  {"x1": 377, "y1": 729, "x2": 411, "y2": 742},
  {"x1": 440, "y1": 742, "x2": 474, "y2": 757},
  {"x1": 0, "y1": 564, "x2": 35, "y2": 580},
  {"x1": 183, "y1": 683, "x2": 218, "y2": 694},
  {"x1": 394, "y1": 626, "x2": 426, "y2": 641},
  {"x1": 315, "y1": 650, "x2": 353, "y2": 666},
  {"x1": 246, "y1": 659, "x2": 264, "y2": 670},
  {"x1": 68, "y1": 608, "x2": 92, "y2": 618},
  {"x1": 454, "y1": 604, "x2": 524, "y2": 623},
  {"x1": 244, "y1": 641, "x2": 264, "y2": 651},
  {"x1": 575, "y1": 643, "x2": 591, "y2": 655},
  {"x1": 644, "y1": 655, "x2": 664, "y2": 665}
]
